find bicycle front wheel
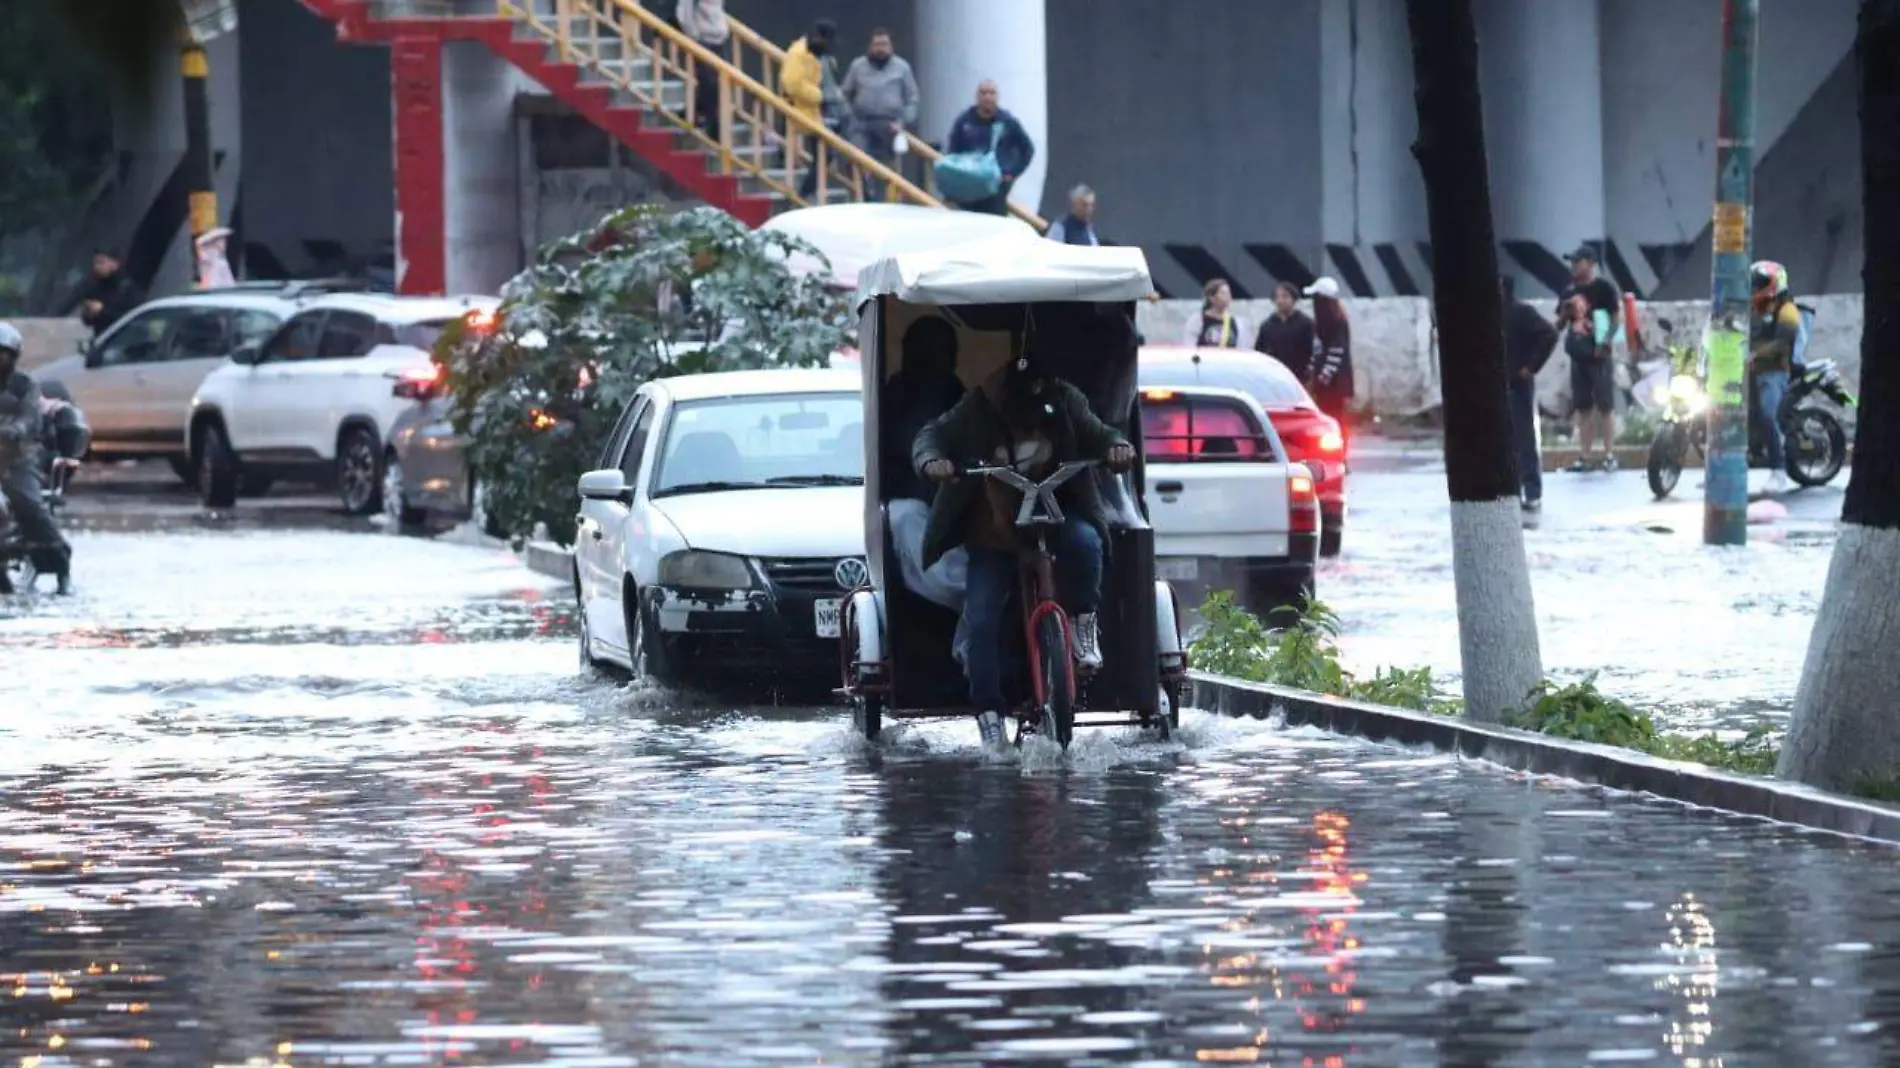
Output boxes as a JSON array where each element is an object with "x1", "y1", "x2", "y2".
[{"x1": 1035, "y1": 612, "x2": 1076, "y2": 749}]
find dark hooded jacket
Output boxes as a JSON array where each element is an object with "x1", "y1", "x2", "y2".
[{"x1": 911, "y1": 378, "x2": 1125, "y2": 569}]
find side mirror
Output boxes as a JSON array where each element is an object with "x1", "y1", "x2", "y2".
[
  {"x1": 232, "y1": 344, "x2": 261, "y2": 366},
  {"x1": 577, "y1": 468, "x2": 632, "y2": 503},
  {"x1": 81, "y1": 340, "x2": 102, "y2": 369}
]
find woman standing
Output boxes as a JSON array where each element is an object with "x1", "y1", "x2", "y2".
[
  {"x1": 1305, "y1": 276, "x2": 1355, "y2": 422},
  {"x1": 1185, "y1": 278, "x2": 1246, "y2": 347},
  {"x1": 1253, "y1": 281, "x2": 1316, "y2": 381}
]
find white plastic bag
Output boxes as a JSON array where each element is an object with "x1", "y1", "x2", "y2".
[{"x1": 892, "y1": 132, "x2": 910, "y2": 156}]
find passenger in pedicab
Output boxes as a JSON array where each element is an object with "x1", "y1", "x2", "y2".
[
  {"x1": 884, "y1": 317, "x2": 971, "y2": 626},
  {"x1": 912, "y1": 338, "x2": 1135, "y2": 749}
]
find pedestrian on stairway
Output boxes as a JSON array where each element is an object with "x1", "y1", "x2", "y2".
[
  {"x1": 780, "y1": 18, "x2": 837, "y2": 201},
  {"x1": 841, "y1": 27, "x2": 919, "y2": 201},
  {"x1": 676, "y1": 0, "x2": 729, "y2": 140}
]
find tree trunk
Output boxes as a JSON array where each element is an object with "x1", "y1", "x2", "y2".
[
  {"x1": 1777, "y1": 0, "x2": 1900, "y2": 791},
  {"x1": 1405, "y1": 0, "x2": 1543, "y2": 721}
]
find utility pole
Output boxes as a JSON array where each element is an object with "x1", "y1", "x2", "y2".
[
  {"x1": 179, "y1": 0, "x2": 235, "y2": 285},
  {"x1": 1704, "y1": 0, "x2": 1759, "y2": 546}
]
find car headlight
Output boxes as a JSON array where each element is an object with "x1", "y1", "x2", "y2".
[{"x1": 657, "y1": 550, "x2": 755, "y2": 590}]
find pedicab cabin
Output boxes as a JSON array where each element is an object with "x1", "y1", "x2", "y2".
[{"x1": 838, "y1": 233, "x2": 1190, "y2": 744}]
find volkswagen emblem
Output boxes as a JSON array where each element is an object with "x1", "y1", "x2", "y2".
[{"x1": 833, "y1": 557, "x2": 869, "y2": 590}]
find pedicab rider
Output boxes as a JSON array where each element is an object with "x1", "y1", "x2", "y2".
[{"x1": 913, "y1": 349, "x2": 1134, "y2": 749}]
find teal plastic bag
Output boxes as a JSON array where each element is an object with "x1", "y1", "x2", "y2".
[{"x1": 933, "y1": 123, "x2": 1004, "y2": 202}]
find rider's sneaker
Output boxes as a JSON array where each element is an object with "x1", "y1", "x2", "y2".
[
  {"x1": 975, "y1": 710, "x2": 1008, "y2": 751},
  {"x1": 1599, "y1": 454, "x2": 1620, "y2": 473},
  {"x1": 1565, "y1": 457, "x2": 1594, "y2": 473},
  {"x1": 54, "y1": 571, "x2": 72, "y2": 597},
  {"x1": 1520, "y1": 497, "x2": 1542, "y2": 514},
  {"x1": 1071, "y1": 613, "x2": 1103, "y2": 670},
  {"x1": 1766, "y1": 470, "x2": 1789, "y2": 494}
]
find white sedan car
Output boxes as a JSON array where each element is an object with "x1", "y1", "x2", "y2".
[{"x1": 572, "y1": 368, "x2": 866, "y2": 683}]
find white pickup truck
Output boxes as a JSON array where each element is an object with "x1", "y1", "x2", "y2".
[{"x1": 1136, "y1": 384, "x2": 1319, "y2": 617}]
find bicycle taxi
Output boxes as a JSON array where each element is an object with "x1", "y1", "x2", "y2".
[{"x1": 837, "y1": 233, "x2": 1190, "y2": 747}]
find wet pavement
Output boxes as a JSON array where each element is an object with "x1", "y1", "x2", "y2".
[
  {"x1": 2, "y1": 466, "x2": 1896, "y2": 1065},
  {"x1": 1326, "y1": 462, "x2": 1843, "y2": 735}
]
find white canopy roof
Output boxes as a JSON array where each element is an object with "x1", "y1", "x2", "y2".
[
  {"x1": 761, "y1": 203, "x2": 1037, "y2": 289},
  {"x1": 855, "y1": 232, "x2": 1153, "y2": 307}
]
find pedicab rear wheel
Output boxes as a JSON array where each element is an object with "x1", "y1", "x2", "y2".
[{"x1": 1036, "y1": 613, "x2": 1076, "y2": 749}]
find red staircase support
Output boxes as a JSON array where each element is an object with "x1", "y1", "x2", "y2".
[
  {"x1": 390, "y1": 37, "x2": 446, "y2": 295},
  {"x1": 296, "y1": 0, "x2": 773, "y2": 295}
]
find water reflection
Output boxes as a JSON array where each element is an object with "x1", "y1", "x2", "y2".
[
  {"x1": 869, "y1": 755, "x2": 1169, "y2": 1061},
  {"x1": 1660, "y1": 892, "x2": 1722, "y2": 1067}
]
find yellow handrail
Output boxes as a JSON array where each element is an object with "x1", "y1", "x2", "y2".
[
  {"x1": 500, "y1": 0, "x2": 939, "y2": 211},
  {"x1": 727, "y1": 15, "x2": 1049, "y2": 232}
]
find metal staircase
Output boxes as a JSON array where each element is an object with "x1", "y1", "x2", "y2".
[{"x1": 298, "y1": 0, "x2": 947, "y2": 226}]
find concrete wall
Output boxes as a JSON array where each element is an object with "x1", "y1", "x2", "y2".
[{"x1": 1134, "y1": 294, "x2": 1865, "y2": 420}]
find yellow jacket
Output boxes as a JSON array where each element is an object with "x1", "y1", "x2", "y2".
[{"x1": 780, "y1": 37, "x2": 824, "y2": 121}]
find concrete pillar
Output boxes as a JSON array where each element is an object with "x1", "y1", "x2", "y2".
[
  {"x1": 914, "y1": 0, "x2": 1048, "y2": 215},
  {"x1": 1319, "y1": 0, "x2": 1431, "y2": 294},
  {"x1": 1477, "y1": 0, "x2": 1605, "y2": 286},
  {"x1": 440, "y1": 42, "x2": 522, "y2": 295}
]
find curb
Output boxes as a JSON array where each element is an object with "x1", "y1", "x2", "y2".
[
  {"x1": 523, "y1": 540, "x2": 574, "y2": 582},
  {"x1": 1191, "y1": 673, "x2": 1900, "y2": 844}
]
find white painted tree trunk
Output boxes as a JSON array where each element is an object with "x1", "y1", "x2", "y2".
[
  {"x1": 1449, "y1": 498, "x2": 1544, "y2": 721},
  {"x1": 1776, "y1": 524, "x2": 1900, "y2": 790}
]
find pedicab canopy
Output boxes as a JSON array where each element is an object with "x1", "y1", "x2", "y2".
[
  {"x1": 762, "y1": 203, "x2": 1037, "y2": 290},
  {"x1": 853, "y1": 232, "x2": 1153, "y2": 308}
]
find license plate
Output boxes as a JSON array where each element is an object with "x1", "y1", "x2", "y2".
[
  {"x1": 814, "y1": 598, "x2": 842, "y2": 639},
  {"x1": 1157, "y1": 558, "x2": 1198, "y2": 582}
]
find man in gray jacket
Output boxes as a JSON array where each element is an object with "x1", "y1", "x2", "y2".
[{"x1": 840, "y1": 28, "x2": 919, "y2": 199}]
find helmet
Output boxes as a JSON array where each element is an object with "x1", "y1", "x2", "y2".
[
  {"x1": 0, "y1": 321, "x2": 22, "y2": 357},
  {"x1": 1750, "y1": 260, "x2": 1789, "y2": 310}
]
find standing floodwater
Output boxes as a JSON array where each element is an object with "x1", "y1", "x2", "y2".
[{"x1": 2, "y1": 505, "x2": 1898, "y2": 1065}]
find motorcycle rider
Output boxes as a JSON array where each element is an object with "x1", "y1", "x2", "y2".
[
  {"x1": 1749, "y1": 260, "x2": 1802, "y2": 493},
  {"x1": 0, "y1": 322, "x2": 74, "y2": 594}
]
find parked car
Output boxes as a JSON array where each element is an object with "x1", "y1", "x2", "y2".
[
  {"x1": 572, "y1": 368, "x2": 865, "y2": 684},
  {"x1": 188, "y1": 292, "x2": 497, "y2": 513},
  {"x1": 1139, "y1": 346, "x2": 1349, "y2": 556},
  {"x1": 384, "y1": 330, "x2": 860, "y2": 537},
  {"x1": 32, "y1": 280, "x2": 370, "y2": 484},
  {"x1": 1138, "y1": 383, "x2": 1319, "y2": 616}
]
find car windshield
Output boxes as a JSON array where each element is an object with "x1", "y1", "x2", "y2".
[{"x1": 652, "y1": 391, "x2": 863, "y2": 496}]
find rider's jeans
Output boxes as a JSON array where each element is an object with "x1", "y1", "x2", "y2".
[
  {"x1": 1753, "y1": 369, "x2": 1790, "y2": 470},
  {"x1": 961, "y1": 518, "x2": 1103, "y2": 712}
]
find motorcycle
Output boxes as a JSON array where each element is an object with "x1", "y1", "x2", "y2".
[
  {"x1": 1645, "y1": 358, "x2": 1856, "y2": 500},
  {"x1": 0, "y1": 384, "x2": 87, "y2": 594}
]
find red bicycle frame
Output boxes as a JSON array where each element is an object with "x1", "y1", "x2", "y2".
[{"x1": 1019, "y1": 533, "x2": 1077, "y2": 712}]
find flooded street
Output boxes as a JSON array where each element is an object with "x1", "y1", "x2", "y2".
[
  {"x1": 2, "y1": 475, "x2": 1898, "y2": 1065},
  {"x1": 1327, "y1": 466, "x2": 1842, "y2": 734}
]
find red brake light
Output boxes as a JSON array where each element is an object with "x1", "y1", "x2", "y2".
[
  {"x1": 1318, "y1": 430, "x2": 1345, "y2": 453},
  {"x1": 1141, "y1": 388, "x2": 1176, "y2": 401},
  {"x1": 392, "y1": 364, "x2": 446, "y2": 400},
  {"x1": 465, "y1": 308, "x2": 497, "y2": 335},
  {"x1": 1290, "y1": 469, "x2": 1320, "y2": 536}
]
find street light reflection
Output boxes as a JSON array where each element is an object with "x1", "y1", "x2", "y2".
[
  {"x1": 1660, "y1": 891, "x2": 1723, "y2": 1068},
  {"x1": 1197, "y1": 809, "x2": 1365, "y2": 1064}
]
